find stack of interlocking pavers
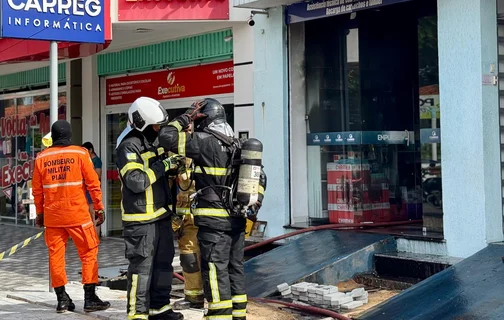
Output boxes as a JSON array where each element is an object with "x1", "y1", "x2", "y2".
[{"x1": 276, "y1": 282, "x2": 370, "y2": 311}]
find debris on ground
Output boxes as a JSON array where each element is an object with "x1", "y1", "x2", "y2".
[{"x1": 247, "y1": 301, "x2": 297, "y2": 320}]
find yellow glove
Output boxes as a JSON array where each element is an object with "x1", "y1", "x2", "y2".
[{"x1": 42, "y1": 133, "x2": 52, "y2": 147}]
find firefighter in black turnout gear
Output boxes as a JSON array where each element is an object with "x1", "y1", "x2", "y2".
[
  {"x1": 116, "y1": 97, "x2": 185, "y2": 320},
  {"x1": 158, "y1": 98, "x2": 267, "y2": 320}
]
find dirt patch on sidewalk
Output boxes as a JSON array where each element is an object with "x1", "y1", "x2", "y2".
[{"x1": 247, "y1": 301, "x2": 297, "y2": 320}]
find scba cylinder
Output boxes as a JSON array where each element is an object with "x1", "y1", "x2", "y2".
[{"x1": 237, "y1": 138, "x2": 263, "y2": 207}]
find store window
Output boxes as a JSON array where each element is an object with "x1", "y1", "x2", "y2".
[
  {"x1": 298, "y1": 0, "x2": 442, "y2": 235},
  {"x1": 0, "y1": 90, "x2": 67, "y2": 226},
  {"x1": 105, "y1": 105, "x2": 234, "y2": 236}
]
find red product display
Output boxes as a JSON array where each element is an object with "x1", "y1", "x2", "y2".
[
  {"x1": 327, "y1": 162, "x2": 391, "y2": 224},
  {"x1": 106, "y1": 61, "x2": 234, "y2": 105}
]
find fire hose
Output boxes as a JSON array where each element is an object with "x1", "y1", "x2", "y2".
[{"x1": 173, "y1": 219, "x2": 422, "y2": 319}]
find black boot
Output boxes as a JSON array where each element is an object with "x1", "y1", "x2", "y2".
[
  {"x1": 150, "y1": 310, "x2": 184, "y2": 320},
  {"x1": 174, "y1": 294, "x2": 204, "y2": 310},
  {"x1": 54, "y1": 286, "x2": 75, "y2": 313},
  {"x1": 83, "y1": 284, "x2": 111, "y2": 312}
]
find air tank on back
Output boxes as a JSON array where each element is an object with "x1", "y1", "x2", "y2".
[{"x1": 236, "y1": 138, "x2": 263, "y2": 207}]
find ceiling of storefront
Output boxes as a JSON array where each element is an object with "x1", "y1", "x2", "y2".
[
  {"x1": 103, "y1": 21, "x2": 245, "y2": 53},
  {"x1": 0, "y1": 21, "x2": 246, "y2": 77},
  {"x1": 234, "y1": 0, "x2": 300, "y2": 9}
]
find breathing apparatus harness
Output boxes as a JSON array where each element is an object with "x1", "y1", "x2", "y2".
[{"x1": 189, "y1": 128, "x2": 245, "y2": 217}]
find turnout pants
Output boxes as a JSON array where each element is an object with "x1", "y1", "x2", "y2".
[
  {"x1": 124, "y1": 218, "x2": 175, "y2": 320},
  {"x1": 45, "y1": 221, "x2": 99, "y2": 288},
  {"x1": 198, "y1": 227, "x2": 247, "y2": 320},
  {"x1": 176, "y1": 214, "x2": 204, "y2": 302}
]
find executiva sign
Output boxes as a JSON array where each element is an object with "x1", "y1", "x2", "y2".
[
  {"x1": 0, "y1": 0, "x2": 106, "y2": 43},
  {"x1": 286, "y1": 0, "x2": 412, "y2": 24}
]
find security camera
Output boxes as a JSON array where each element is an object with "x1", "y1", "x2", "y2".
[
  {"x1": 247, "y1": 15, "x2": 255, "y2": 27},
  {"x1": 247, "y1": 10, "x2": 268, "y2": 27}
]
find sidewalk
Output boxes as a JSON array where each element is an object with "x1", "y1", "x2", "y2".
[{"x1": 5, "y1": 282, "x2": 205, "y2": 320}]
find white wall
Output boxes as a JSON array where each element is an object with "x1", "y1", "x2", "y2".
[
  {"x1": 289, "y1": 22, "x2": 309, "y2": 225},
  {"x1": 82, "y1": 56, "x2": 101, "y2": 150},
  {"x1": 233, "y1": 24, "x2": 255, "y2": 137}
]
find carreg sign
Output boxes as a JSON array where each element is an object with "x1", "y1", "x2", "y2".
[{"x1": 0, "y1": 0, "x2": 106, "y2": 43}]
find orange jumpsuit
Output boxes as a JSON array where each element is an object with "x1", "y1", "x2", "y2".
[{"x1": 32, "y1": 145, "x2": 104, "y2": 288}]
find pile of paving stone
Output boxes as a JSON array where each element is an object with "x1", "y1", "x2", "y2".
[{"x1": 276, "y1": 282, "x2": 369, "y2": 311}]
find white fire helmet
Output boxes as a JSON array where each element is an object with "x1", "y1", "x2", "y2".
[{"x1": 128, "y1": 97, "x2": 169, "y2": 132}]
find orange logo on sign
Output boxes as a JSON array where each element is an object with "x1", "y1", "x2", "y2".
[{"x1": 167, "y1": 72, "x2": 175, "y2": 86}]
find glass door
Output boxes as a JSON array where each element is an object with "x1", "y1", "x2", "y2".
[{"x1": 105, "y1": 112, "x2": 128, "y2": 236}]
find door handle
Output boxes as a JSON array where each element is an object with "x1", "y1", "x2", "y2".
[{"x1": 404, "y1": 130, "x2": 410, "y2": 147}]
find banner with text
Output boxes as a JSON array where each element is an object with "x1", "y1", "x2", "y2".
[
  {"x1": 286, "y1": 0, "x2": 412, "y2": 24},
  {"x1": 106, "y1": 61, "x2": 234, "y2": 106}
]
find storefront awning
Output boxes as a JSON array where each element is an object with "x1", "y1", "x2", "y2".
[{"x1": 0, "y1": 39, "x2": 112, "y2": 63}]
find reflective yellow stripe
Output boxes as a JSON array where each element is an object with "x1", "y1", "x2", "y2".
[
  {"x1": 128, "y1": 315, "x2": 148, "y2": 320},
  {"x1": 169, "y1": 120, "x2": 183, "y2": 132},
  {"x1": 194, "y1": 167, "x2": 229, "y2": 176},
  {"x1": 206, "y1": 316, "x2": 232, "y2": 320},
  {"x1": 178, "y1": 132, "x2": 186, "y2": 156},
  {"x1": 128, "y1": 274, "x2": 140, "y2": 318},
  {"x1": 176, "y1": 208, "x2": 192, "y2": 215},
  {"x1": 141, "y1": 152, "x2": 157, "y2": 214},
  {"x1": 122, "y1": 207, "x2": 167, "y2": 222},
  {"x1": 157, "y1": 147, "x2": 165, "y2": 155},
  {"x1": 120, "y1": 162, "x2": 144, "y2": 177},
  {"x1": 145, "y1": 168, "x2": 156, "y2": 185},
  {"x1": 22, "y1": 238, "x2": 30, "y2": 248},
  {"x1": 208, "y1": 300, "x2": 232, "y2": 310},
  {"x1": 193, "y1": 208, "x2": 229, "y2": 217},
  {"x1": 232, "y1": 309, "x2": 247, "y2": 317},
  {"x1": 209, "y1": 262, "x2": 220, "y2": 302},
  {"x1": 258, "y1": 185, "x2": 264, "y2": 195},
  {"x1": 9, "y1": 245, "x2": 18, "y2": 256},
  {"x1": 232, "y1": 295, "x2": 247, "y2": 303},
  {"x1": 149, "y1": 304, "x2": 172, "y2": 316},
  {"x1": 184, "y1": 289, "x2": 204, "y2": 296},
  {"x1": 126, "y1": 153, "x2": 137, "y2": 160}
]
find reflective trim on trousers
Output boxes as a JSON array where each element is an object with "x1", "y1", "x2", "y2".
[
  {"x1": 149, "y1": 303, "x2": 172, "y2": 316},
  {"x1": 128, "y1": 274, "x2": 147, "y2": 319},
  {"x1": 206, "y1": 316, "x2": 233, "y2": 320},
  {"x1": 193, "y1": 208, "x2": 229, "y2": 217},
  {"x1": 232, "y1": 295, "x2": 247, "y2": 304},
  {"x1": 209, "y1": 262, "x2": 220, "y2": 302},
  {"x1": 208, "y1": 300, "x2": 233, "y2": 310},
  {"x1": 232, "y1": 309, "x2": 247, "y2": 318},
  {"x1": 184, "y1": 289, "x2": 204, "y2": 296},
  {"x1": 176, "y1": 208, "x2": 192, "y2": 215}
]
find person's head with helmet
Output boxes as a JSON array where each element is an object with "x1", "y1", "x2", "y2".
[
  {"x1": 128, "y1": 96, "x2": 169, "y2": 142},
  {"x1": 186, "y1": 98, "x2": 234, "y2": 137}
]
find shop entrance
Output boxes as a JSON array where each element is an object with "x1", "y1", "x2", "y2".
[
  {"x1": 290, "y1": 0, "x2": 442, "y2": 238},
  {"x1": 104, "y1": 105, "x2": 235, "y2": 237}
]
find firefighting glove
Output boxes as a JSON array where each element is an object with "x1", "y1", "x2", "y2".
[
  {"x1": 186, "y1": 100, "x2": 208, "y2": 122},
  {"x1": 94, "y1": 210, "x2": 105, "y2": 226},
  {"x1": 35, "y1": 214, "x2": 44, "y2": 228},
  {"x1": 172, "y1": 215, "x2": 184, "y2": 238},
  {"x1": 247, "y1": 201, "x2": 262, "y2": 222},
  {"x1": 163, "y1": 154, "x2": 186, "y2": 174}
]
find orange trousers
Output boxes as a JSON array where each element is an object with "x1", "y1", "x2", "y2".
[{"x1": 45, "y1": 221, "x2": 100, "y2": 288}]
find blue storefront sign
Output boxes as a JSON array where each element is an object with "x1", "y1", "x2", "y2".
[
  {"x1": 0, "y1": 0, "x2": 105, "y2": 43},
  {"x1": 420, "y1": 128, "x2": 441, "y2": 144},
  {"x1": 286, "y1": 0, "x2": 412, "y2": 24},
  {"x1": 307, "y1": 131, "x2": 416, "y2": 146}
]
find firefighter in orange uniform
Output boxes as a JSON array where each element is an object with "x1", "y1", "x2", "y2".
[{"x1": 32, "y1": 120, "x2": 111, "y2": 314}]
